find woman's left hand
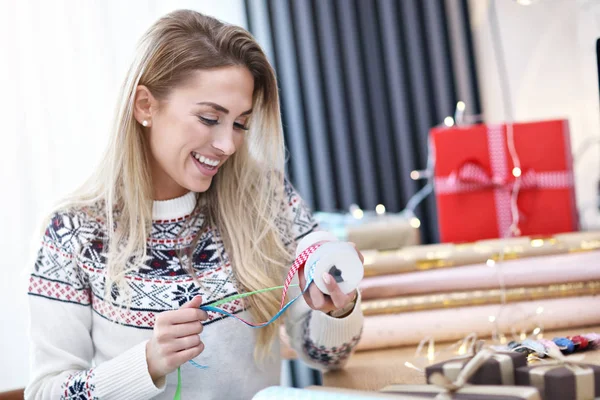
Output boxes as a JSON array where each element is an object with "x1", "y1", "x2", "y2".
[{"x1": 299, "y1": 243, "x2": 364, "y2": 315}]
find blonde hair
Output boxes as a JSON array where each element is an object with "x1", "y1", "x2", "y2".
[{"x1": 53, "y1": 10, "x2": 291, "y2": 360}]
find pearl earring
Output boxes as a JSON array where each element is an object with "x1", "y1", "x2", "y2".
[{"x1": 142, "y1": 120, "x2": 149, "y2": 127}]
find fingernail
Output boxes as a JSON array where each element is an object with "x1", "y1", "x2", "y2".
[{"x1": 322, "y1": 273, "x2": 331, "y2": 284}]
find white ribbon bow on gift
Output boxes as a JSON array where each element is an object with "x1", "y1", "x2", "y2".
[
  {"x1": 428, "y1": 348, "x2": 496, "y2": 400},
  {"x1": 527, "y1": 348, "x2": 595, "y2": 400}
]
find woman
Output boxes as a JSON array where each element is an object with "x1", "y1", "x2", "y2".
[{"x1": 25, "y1": 9, "x2": 364, "y2": 400}]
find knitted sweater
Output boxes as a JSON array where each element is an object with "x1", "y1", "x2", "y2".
[{"x1": 25, "y1": 181, "x2": 364, "y2": 400}]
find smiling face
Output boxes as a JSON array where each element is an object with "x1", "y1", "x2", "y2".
[{"x1": 134, "y1": 66, "x2": 255, "y2": 200}]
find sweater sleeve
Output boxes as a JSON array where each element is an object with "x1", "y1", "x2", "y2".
[
  {"x1": 25, "y1": 212, "x2": 165, "y2": 400},
  {"x1": 278, "y1": 179, "x2": 364, "y2": 371}
]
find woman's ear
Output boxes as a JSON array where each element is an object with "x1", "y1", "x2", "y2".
[{"x1": 133, "y1": 85, "x2": 156, "y2": 128}]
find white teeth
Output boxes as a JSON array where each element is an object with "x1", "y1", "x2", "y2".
[{"x1": 193, "y1": 153, "x2": 219, "y2": 166}]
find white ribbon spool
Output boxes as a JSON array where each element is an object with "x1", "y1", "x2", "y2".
[{"x1": 295, "y1": 231, "x2": 364, "y2": 295}]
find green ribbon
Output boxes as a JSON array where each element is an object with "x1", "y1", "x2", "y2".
[
  {"x1": 174, "y1": 367, "x2": 182, "y2": 400},
  {"x1": 173, "y1": 283, "x2": 299, "y2": 399},
  {"x1": 211, "y1": 284, "x2": 298, "y2": 307}
]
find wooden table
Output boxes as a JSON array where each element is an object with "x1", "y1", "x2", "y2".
[{"x1": 324, "y1": 325, "x2": 600, "y2": 391}]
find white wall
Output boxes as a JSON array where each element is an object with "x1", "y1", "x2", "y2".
[
  {"x1": 469, "y1": 0, "x2": 600, "y2": 229},
  {"x1": 0, "y1": 0, "x2": 246, "y2": 391}
]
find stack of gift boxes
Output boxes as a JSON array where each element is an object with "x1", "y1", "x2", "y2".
[{"x1": 381, "y1": 336, "x2": 600, "y2": 399}]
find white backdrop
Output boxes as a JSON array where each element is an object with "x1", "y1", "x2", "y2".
[
  {"x1": 0, "y1": 0, "x2": 246, "y2": 391},
  {"x1": 469, "y1": 0, "x2": 600, "y2": 230}
]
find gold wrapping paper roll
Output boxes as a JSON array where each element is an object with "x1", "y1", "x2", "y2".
[
  {"x1": 362, "y1": 231, "x2": 600, "y2": 277},
  {"x1": 360, "y1": 281, "x2": 600, "y2": 315},
  {"x1": 346, "y1": 217, "x2": 420, "y2": 251}
]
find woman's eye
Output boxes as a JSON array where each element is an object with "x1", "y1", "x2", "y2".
[
  {"x1": 234, "y1": 122, "x2": 249, "y2": 131},
  {"x1": 199, "y1": 116, "x2": 218, "y2": 125}
]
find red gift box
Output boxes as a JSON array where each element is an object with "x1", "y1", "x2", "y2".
[{"x1": 431, "y1": 119, "x2": 578, "y2": 243}]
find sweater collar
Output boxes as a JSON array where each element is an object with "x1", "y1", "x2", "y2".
[{"x1": 152, "y1": 192, "x2": 197, "y2": 220}]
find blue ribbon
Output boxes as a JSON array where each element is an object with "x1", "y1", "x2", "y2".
[{"x1": 189, "y1": 261, "x2": 317, "y2": 369}]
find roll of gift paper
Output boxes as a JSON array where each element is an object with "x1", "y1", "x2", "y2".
[
  {"x1": 360, "y1": 251, "x2": 600, "y2": 300},
  {"x1": 356, "y1": 295, "x2": 600, "y2": 351},
  {"x1": 362, "y1": 231, "x2": 600, "y2": 277},
  {"x1": 361, "y1": 281, "x2": 600, "y2": 315},
  {"x1": 252, "y1": 386, "x2": 418, "y2": 399}
]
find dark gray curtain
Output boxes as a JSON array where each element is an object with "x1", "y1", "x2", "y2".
[
  {"x1": 244, "y1": 0, "x2": 481, "y2": 387},
  {"x1": 246, "y1": 0, "x2": 481, "y2": 244}
]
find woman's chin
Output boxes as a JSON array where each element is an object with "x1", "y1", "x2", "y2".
[{"x1": 186, "y1": 176, "x2": 213, "y2": 193}]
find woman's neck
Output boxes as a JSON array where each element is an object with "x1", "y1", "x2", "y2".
[{"x1": 152, "y1": 191, "x2": 197, "y2": 220}]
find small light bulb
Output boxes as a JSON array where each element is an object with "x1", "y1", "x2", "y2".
[
  {"x1": 375, "y1": 204, "x2": 386, "y2": 215},
  {"x1": 410, "y1": 170, "x2": 420, "y2": 180},
  {"x1": 531, "y1": 239, "x2": 544, "y2": 248},
  {"x1": 444, "y1": 117, "x2": 455, "y2": 127},
  {"x1": 486, "y1": 259, "x2": 496, "y2": 268},
  {"x1": 457, "y1": 101, "x2": 466, "y2": 111},
  {"x1": 532, "y1": 327, "x2": 541, "y2": 335},
  {"x1": 536, "y1": 307, "x2": 544, "y2": 315},
  {"x1": 458, "y1": 342, "x2": 467, "y2": 355},
  {"x1": 512, "y1": 167, "x2": 522, "y2": 178},
  {"x1": 488, "y1": 315, "x2": 496, "y2": 323},
  {"x1": 352, "y1": 209, "x2": 364, "y2": 219},
  {"x1": 410, "y1": 218, "x2": 421, "y2": 228},
  {"x1": 520, "y1": 331, "x2": 527, "y2": 340},
  {"x1": 427, "y1": 341, "x2": 435, "y2": 362}
]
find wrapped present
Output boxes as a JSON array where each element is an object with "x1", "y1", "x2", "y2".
[
  {"x1": 431, "y1": 119, "x2": 578, "y2": 243},
  {"x1": 315, "y1": 212, "x2": 420, "y2": 251},
  {"x1": 515, "y1": 348, "x2": 600, "y2": 400},
  {"x1": 362, "y1": 231, "x2": 600, "y2": 277},
  {"x1": 425, "y1": 348, "x2": 527, "y2": 386},
  {"x1": 382, "y1": 349, "x2": 542, "y2": 399},
  {"x1": 346, "y1": 216, "x2": 420, "y2": 251}
]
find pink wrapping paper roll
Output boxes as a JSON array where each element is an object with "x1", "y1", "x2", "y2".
[
  {"x1": 359, "y1": 251, "x2": 600, "y2": 300},
  {"x1": 356, "y1": 295, "x2": 600, "y2": 351}
]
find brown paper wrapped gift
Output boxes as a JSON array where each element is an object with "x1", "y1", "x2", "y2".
[
  {"x1": 515, "y1": 348, "x2": 600, "y2": 400},
  {"x1": 346, "y1": 216, "x2": 420, "y2": 251},
  {"x1": 362, "y1": 231, "x2": 600, "y2": 277},
  {"x1": 382, "y1": 349, "x2": 541, "y2": 399},
  {"x1": 425, "y1": 350, "x2": 527, "y2": 386}
]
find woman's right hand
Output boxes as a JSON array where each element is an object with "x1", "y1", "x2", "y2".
[{"x1": 146, "y1": 296, "x2": 208, "y2": 383}]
